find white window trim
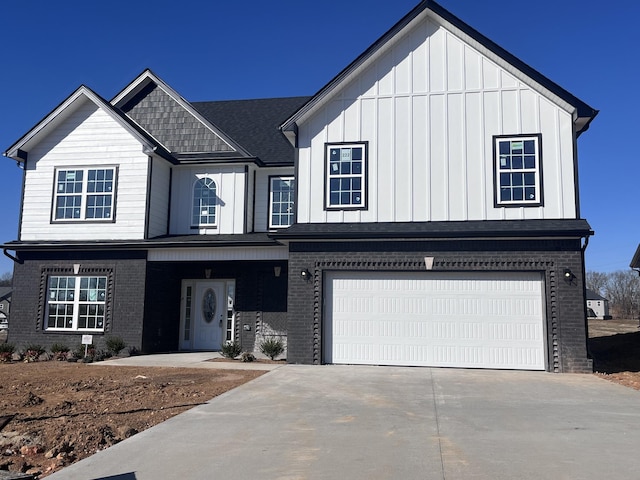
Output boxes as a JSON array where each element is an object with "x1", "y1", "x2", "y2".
[
  {"x1": 191, "y1": 176, "x2": 219, "y2": 228},
  {"x1": 52, "y1": 166, "x2": 117, "y2": 222},
  {"x1": 268, "y1": 176, "x2": 295, "y2": 229},
  {"x1": 45, "y1": 275, "x2": 107, "y2": 332},
  {"x1": 325, "y1": 142, "x2": 367, "y2": 210},
  {"x1": 494, "y1": 134, "x2": 543, "y2": 207}
]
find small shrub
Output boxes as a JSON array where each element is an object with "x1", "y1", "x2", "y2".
[
  {"x1": 50, "y1": 343, "x2": 70, "y2": 361},
  {"x1": 220, "y1": 341, "x2": 242, "y2": 359},
  {"x1": 105, "y1": 336, "x2": 126, "y2": 356},
  {"x1": 241, "y1": 352, "x2": 256, "y2": 362},
  {"x1": 73, "y1": 343, "x2": 95, "y2": 360},
  {"x1": 23, "y1": 344, "x2": 46, "y2": 362},
  {"x1": 0, "y1": 343, "x2": 15, "y2": 362},
  {"x1": 259, "y1": 337, "x2": 284, "y2": 360}
]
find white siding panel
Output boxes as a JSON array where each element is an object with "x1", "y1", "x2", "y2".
[
  {"x1": 325, "y1": 271, "x2": 546, "y2": 370},
  {"x1": 482, "y1": 58, "x2": 500, "y2": 89},
  {"x1": 395, "y1": 96, "x2": 412, "y2": 221},
  {"x1": 429, "y1": 94, "x2": 447, "y2": 220},
  {"x1": 378, "y1": 50, "x2": 395, "y2": 96},
  {"x1": 361, "y1": 98, "x2": 378, "y2": 222},
  {"x1": 501, "y1": 89, "x2": 519, "y2": 132},
  {"x1": 377, "y1": 97, "x2": 394, "y2": 221},
  {"x1": 147, "y1": 158, "x2": 171, "y2": 238},
  {"x1": 447, "y1": 93, "x2": 466, "y2": 220},
  {"x1": 429, "y1": 27, "x2": 446, "y2": 92},
  {"x1": 464, "y1": 46, "x2": 482, "y2": 91},
  {"x1": 446, "y1": 33, "x2": 464, "y2": 91},
  {"x1": 394, "y1": 36, "x2": 412, "y2": 95},
  {"x1": 21, "y1": 100, "x2": 149, "y2": 241},
  {"x1": 246, "y1": 168, "x2": 255, "y2": 233},
  {"x1": 520, "y1": 90, "x2": 539, "y2": 133},
  {"x1": 412, "y1": 22, "x2": 429, "y2": 93},
  {"x1": 465, "y1": 92, "x2": 485, "y2": 219},
  {"x1": 412, "y1": 95, "x2": 429, "y2": 220}
]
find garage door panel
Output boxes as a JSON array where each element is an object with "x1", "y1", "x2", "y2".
[{"x1": 325, "y1": 271, "x2": 546, "y2": 370}]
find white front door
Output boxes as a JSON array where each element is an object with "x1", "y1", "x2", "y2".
[{"x1": 193, "y1": 281, "x2": 225, "y2": 350}]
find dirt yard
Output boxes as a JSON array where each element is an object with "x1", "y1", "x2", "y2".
[
  {"x1": 0, "y1": 319, "x2": 637, "y2": 478},
  {"x1": 0, "y1": 361, "x2": 263, "y2": 478},
  {"x1": 588, "y1": 317, "x2": 640, "y2": 390}
]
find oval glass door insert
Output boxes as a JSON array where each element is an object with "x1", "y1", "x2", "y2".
[{"x1": 202, "y1": 288, "x2": 217, "y2": 324}]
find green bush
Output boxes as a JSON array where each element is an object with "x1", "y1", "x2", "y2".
[
  {"x1": 259, "y1": 337, "x2": 284, "y2": 360},
  {"x1": 220, "y1": 341, "x2": 242, "y2": 359},
  {"x1": 105, "y1": 336, "x2": 126, "y2": 356}
]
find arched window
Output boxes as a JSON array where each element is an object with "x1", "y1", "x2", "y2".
[{"x1": 192, "y1": 177, "x2": 217, "y2": 226}]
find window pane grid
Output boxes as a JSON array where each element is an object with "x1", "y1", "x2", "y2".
[
  {"x1": 270, "y1": 177, "x2": 294, "y2": 227},
  {"x1": 46, "y1": 275, "x2": 107, "y2": 331},
  {"x1": 54, "y1": 168, "x2": 115, "y2": 220},
  {"x1": 192, "y1": 178, "x2": 217, "y2": 226},
  {"x1": 497, "y1": 138, "x2": 539, "y2": 204},
  {"x1": 327, "y1": 146, "x2": 365, "y2": 207}
]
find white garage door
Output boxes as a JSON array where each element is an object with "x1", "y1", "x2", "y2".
[{"x1": 324, "y1": 271, "x2": 546, "y2": 370}]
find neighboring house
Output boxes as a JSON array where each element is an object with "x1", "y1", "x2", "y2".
[
  {"x1": 2, "y1": 0, "x2": 597, "y2": 372},
  {"x1": 631, "y1": 245, "x2": 640, "y2": 275},
  {"x1": 585, "y1": 289, "x2": 610, "y2": 319},
  {"x1": 0, "y1": 287, "x2": 11, "y2": 330}
]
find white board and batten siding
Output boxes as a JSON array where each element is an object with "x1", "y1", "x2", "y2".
[
  {"x1": 169, "y1": 166, "x2": 246, "y2": 235},
  {"x1": 296, "y1": 16, "x2": 577, "y2": 225},
  {"x1": 21, "y1": 99, "x2": 151, "y2": 241},
  {"x1": 324, "y1": 271, "x2": 546, "y2": 370},
  {"x1": 147, "y1": 158, "x2": 171, "y2": 238},
  {"x1": 253, "y1": 167, "x2": 295, "y2": 232}
]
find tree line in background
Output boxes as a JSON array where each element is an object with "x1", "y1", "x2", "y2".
[
  {"x1": 586, "y1": 270, "x2": 640, "y2": 319},
  {"x1": 0, "y1": 272, "x2": 11, "y2": 287}
]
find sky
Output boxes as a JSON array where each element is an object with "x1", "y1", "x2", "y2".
[{"x1": 0, "y1": 0, "x2": 638, "y2": 276}]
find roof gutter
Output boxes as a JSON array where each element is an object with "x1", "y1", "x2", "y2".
[{"x1": 3, "y1": 248, "x2": 22, "y2": 265}]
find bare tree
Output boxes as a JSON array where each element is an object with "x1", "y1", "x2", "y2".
[
  {"x1": 0, "y1": 272, "x2": 11, "y2": 287},
  {"x1": 605, "y1": 270, "x2": 640, "y2": 319},
  {"x1": 586, "y1": 271, "x2": 608, "y2": 296}
]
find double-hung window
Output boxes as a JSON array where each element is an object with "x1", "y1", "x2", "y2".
[
  {"x1": 192, "y1": 177, "x2": 218, "y2": 227},
  {"x1": 325, "y1": 142, "x2": 367, "y2": 210},
  {"x1": 494, "y1": 134, "x2": 542, "y2": 207},
  {"x1": 45, "y1": 275, "x2": 107, "y2": 331},
  {"x1": 269, "y1": 176, "x2": 294, "y2": 228},
  {"x1": 53, "y1": 167, "x2": 116, "y2": 221}
]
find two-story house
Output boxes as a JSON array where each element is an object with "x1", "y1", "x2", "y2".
[{"x1": 3, "y1": 0, "x2": 597, "y2": 372}]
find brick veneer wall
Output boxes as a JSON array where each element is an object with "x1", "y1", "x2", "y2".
[
  {"x1": 287, "y1": 239, "x2": 591, "y2": 373},
  {"x1": 8, "y1": 251, "x2": 147, "y2": 353}
]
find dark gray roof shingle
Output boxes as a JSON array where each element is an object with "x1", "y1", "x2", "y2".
[{"x1": 193, "y1": 97, "x2": 310, "y2": 166}]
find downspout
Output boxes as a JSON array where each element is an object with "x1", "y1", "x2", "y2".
[{"x1": 581, "y1": 234, "x2": 592, "y2": 370}]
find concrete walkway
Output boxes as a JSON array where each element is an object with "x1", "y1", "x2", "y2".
[
  {"x1": 92, "y1": 351, "x2": 281, "y2": 370},
  {"x1": 48, "y1": 366, "x2": 640, "y2": 480}
]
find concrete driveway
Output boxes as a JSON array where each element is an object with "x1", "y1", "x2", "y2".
[{"x1": 48, "y1": 365, "x2": 640, "y2": 480}]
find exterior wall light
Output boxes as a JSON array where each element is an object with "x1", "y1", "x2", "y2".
[
  {"x1": 204, "y1": 268, "x2": 212, "y2": 279},
  {"x1": 563, "y1": 268, "x2": 575, "y2": 282},
  {"x1": 274, "y1": 266, "x2": 282, "y2": 277},
  {"x1": 300, "y1": 269, "x2": 311, "y2": 281}
]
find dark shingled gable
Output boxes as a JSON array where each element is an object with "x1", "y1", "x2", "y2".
[
  {"x1": 120, "y1": 82, "x2": 234, "y2": 154},
  {"x1": 193, "y1": 97, "x2": 310, "y2": 166}
]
